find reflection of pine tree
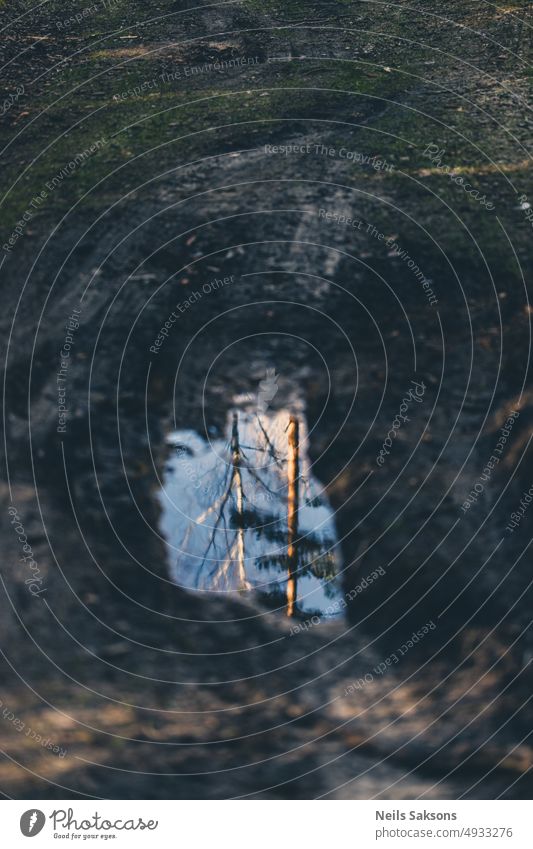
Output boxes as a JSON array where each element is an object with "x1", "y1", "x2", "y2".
[
  {"x1": 174, "y1": 409, "x2": 336, "y2": 612},
  {"x1": 231, "y1": 412, "x2": 246, "y2": 587}
]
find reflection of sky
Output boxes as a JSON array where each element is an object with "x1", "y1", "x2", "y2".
[{"x1": 158, "y1": 409, "x2": 343, "y2": 616}]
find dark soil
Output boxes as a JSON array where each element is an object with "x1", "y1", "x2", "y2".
[{"x1": 0, "y1": 0, "x2": 532, "y2": 798}]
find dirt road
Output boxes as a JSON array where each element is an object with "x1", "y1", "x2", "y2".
[{"x1": 0, "y1": 0, "x2": 532, "y2": 798}]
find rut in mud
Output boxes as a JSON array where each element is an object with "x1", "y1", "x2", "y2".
[{"x1": 0, "y1": 0, "x2": 532, "y2": 799}]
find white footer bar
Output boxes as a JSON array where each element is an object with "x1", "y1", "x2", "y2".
[{"x1": 1, "y1": 800, "x2": 529, "y2": 847}]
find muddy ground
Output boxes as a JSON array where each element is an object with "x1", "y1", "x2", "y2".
[{"x1": 0, "y1": 0, "x2": 532, "y2": 798}]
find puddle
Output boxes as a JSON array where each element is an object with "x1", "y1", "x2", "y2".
[{"x1": 159, "y1": 400, "x2": 343, "y2": 617}]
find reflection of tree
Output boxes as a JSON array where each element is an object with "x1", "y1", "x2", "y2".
[
  {"x1": 231, "y1": 412, "x2": 246, "y2": 588},
  {"x1": 196, "y1": 411, "x2": 286, "y2": 592},
  {"x1": 193, "y1": 415, "x2": 249, "y2": 591}
]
